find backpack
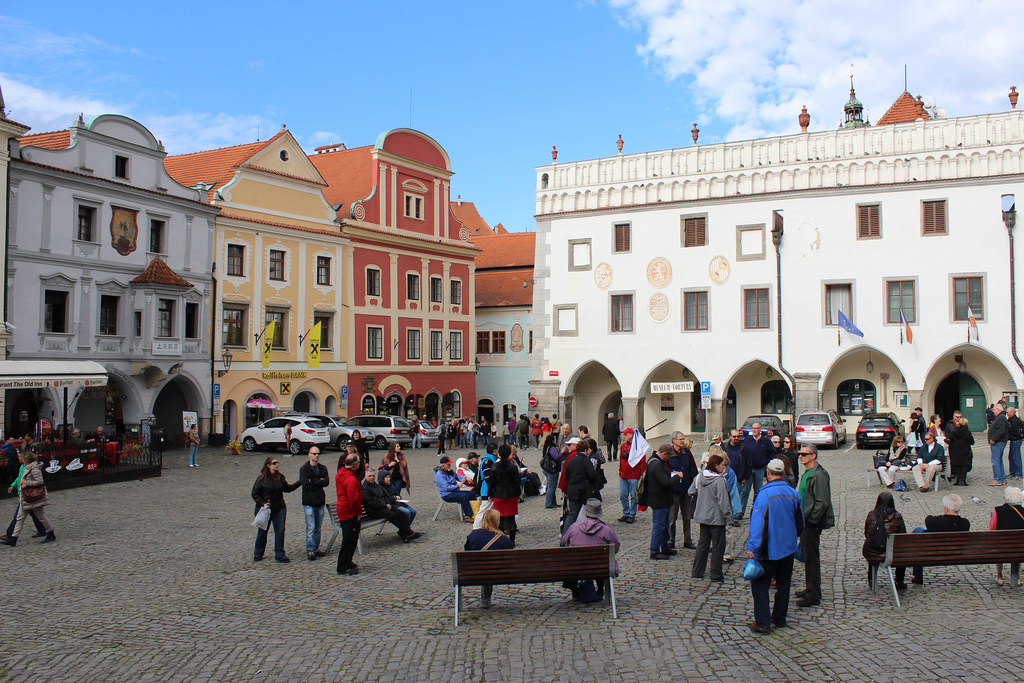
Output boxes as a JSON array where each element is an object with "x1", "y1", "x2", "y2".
[
  {"x1": 636, "y1": 457, "x2": 656, "y2": 506},
  {"x1": 867, "y1": 510, "x2": 888, "y2": 552}
]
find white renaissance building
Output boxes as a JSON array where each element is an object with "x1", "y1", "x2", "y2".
[{"x1": 530, "y1": 86, "x2": 1024, "y2": 441}]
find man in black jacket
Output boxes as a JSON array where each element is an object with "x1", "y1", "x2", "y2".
[
  {"x1": 362, "y1": 469, "x2": 421, "y2": 542},
  {"x1": 648, "y1": 443, "x2": 682, "y2": 560},
  {"x1": 1006, "y1": 406, "x2": 1023, "y2": 479},
  {"x1": 989, "y1": 403, "x2": 1010, "y2": 486},
  {"x1": 562, "y1": 438, "x2": 598, "y2": 535},
  {"x1": 299, "y1": 447, "x2": 330, "y2": 561},
  {"x1": 602, "y1": 413, "x2": 621, "y2": 461}
]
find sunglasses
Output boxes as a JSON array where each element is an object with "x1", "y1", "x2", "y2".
[{"x1": 270, "y1": 461, "x2": 279, "y2": 466}]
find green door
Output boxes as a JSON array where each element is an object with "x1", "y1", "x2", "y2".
[{"x1": 958, "y1": 373, "x2": 986, "y2": 426}]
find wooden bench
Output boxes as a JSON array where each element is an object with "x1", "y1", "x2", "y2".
[
  {"x1": 866, "y1": 457, "x2": 951, "y2": 492},
  {"x1": 324, "y1": 504, "x2": 387, "y2": 556},
  {"x1": 872, "y1": 529, "x2": 1024, "y2": 607},
  {"x1": 450, "y1": 544, "x2": 617, "y2": 625}
]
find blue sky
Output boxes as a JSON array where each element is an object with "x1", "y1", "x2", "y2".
[{"x1": 3, "y1": 1, "x2": 1022, "y2": 233}]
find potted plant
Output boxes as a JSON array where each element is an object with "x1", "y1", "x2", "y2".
[{"x1": 226, "y1": 439, "x2": 242, "y2": 456}]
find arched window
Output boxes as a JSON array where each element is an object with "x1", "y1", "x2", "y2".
[
  {"x1": 443, "y1": 391, "x2": 462, "y2": 419},
  {"x1": 541, "y1": 173, "x2": 549, "y2": 189},
  {"x1": 761, "y1": 380, "x2": 793, "y2": 414},
  {"x1": 837, "y1": 379, "x2": 876, "y2": 415}
]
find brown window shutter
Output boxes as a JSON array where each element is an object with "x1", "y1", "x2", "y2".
[
  {"x1": 614, "y1": 224, "x2": 630, "y2": 252},
  {"x1": 923, "y1": 200, "x2": 946, "y2": 234},
  {"x1": 858, "y1": 205, "x2": 879, "y2": 237},
  {"x1": 683, "y1": 217, "x2": 707, "y2": 247}
]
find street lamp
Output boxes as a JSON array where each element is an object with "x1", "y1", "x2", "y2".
[
  {"x1": 1002, "y1": 194, "x2": 1024, "y2": 380},
  {"x1": 217, "y1": 348, "x2": 233, "y2": 377},
  {"x1": 475, "y1": 357, "x2": 481, "y2": 374}
]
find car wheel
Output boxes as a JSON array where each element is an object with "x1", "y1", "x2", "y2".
[
  {"x1": 832, "y1": 432, "x2": 838, "y2": 449},
  {"x1": 374, "y1": 435, "x2": 388, "y2": 449},
  {"x1": 336, "y1": 435, "x2": 350, "y2": 450},
  {"x1": 242, "y1": 436, "x2": 257, "y2": 452},
  {"x1": 289, "y1": 439, "x2": 303, "y2": 455}
]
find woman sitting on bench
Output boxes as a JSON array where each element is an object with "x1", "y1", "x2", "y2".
[
  {"x1": 877, "y1": 436, "x2": 910, "y2": 488},
  {"x1": 862, "y1": 491, "x2": 907, "y2": 590},
  {"x1": 464, "y1": 509, "x2": 513, "y2": 608}
]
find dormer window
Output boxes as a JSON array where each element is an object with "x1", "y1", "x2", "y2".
[
  {"x1": 404, "y1": 194, "x2": 423, "y2": 219},
  {"x1": 115, "y1": 155, "x2": 129, "y2": 179}
]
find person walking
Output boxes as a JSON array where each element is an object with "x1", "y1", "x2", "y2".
[
  {"x1": 298, "y1": 446, "x2": 330, "y2": 561},
  {"x1": 0, "y1": 451, "x2": 56, "y2": 546},
  {"x1": 335, "y1": 453, "x2": 363, "y2": 575},
  {"x1": 746, "y1": 458, "x2": 803, "y2": 633},
  {"x1": 690, "y1": 453, "x2": 733, "y2": 582},
  {"x1": 617, "y1": 428, "x2": 645, "y2": 523},
  {"x1": 795, "y1": 444, "x2": 834, "y2": 607},
  {"x1": 725, "y1": 430, "x2": 748, "y2": 519},
  {"x1": 250, "y1": 456, "x2": 300, "y2": 563},
  {"x1": 186, "y1": 424, "x2": 200, "y2": 468},
  {"x1": 602, "y1": 413, "x2": 620, "y2": 461},
  {"x1": 1006, "y1": 407, "x2": 1023, "y2": 480},
  {"x1": 988, "y1": 403, "x2": 1009, "y2": 486},
  {"x1": 667, "y1": 432, "x2": 697, "y2": 549},
  {"x1": 947, "y1": 412, "x2": 975, "y2": 485},
  {"x1": 530, "y1": 414, "x2": 543, "y2": 449},
  {"x1": 647, "y1": 444, "x2": 682, "y2": 560}
]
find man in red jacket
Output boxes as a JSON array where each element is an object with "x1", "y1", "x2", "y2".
[
  {"x1": 335, "y1": 453, "x2": 363, "y2": 576},
  {"x1": 617, "y1": 428, "x2": 646, "y2": 523}
]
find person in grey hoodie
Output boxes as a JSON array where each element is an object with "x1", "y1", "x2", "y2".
[
  {"x1": 560, "y1": 498, "x2": 620, "y2": 600},
  {"x1": 689, "y1": 452, "x2": 734, "y2": 581}
]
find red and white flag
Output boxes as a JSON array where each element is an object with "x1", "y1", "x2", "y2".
[
  {"x1": 900, "y1": 309, "x2": 913, "y2": 345},
  {"x1": 627, "y1": 430, "x2": 650, "y2": 467},
  {"x1": 967, "y1": 306, "x2": 980, "y2": 342}
]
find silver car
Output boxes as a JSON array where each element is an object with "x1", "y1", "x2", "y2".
[
  {"x1": 794, "y1": 410, "x2": 847, "y2": 449},
  {"x1": 345, "y1": 414, "x2": 415, "y2": 449}
]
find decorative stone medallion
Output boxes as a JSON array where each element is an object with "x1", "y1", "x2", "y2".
[
  {"x1": 649, "y1": 293, "x2": 670, "y2": 323},
  {"x1": 709, "y1": 255, "x2": 731, "y2": 284},
  {"x1": 594, "y1": 262, "x2": 613, "y2": 289},
  {"x1": 646, "y1": 257, "x2": 672, "y2": 288}
]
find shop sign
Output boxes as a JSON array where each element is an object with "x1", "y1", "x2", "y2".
[
  {"x1": 650, "y1": 381, "x2": 694, "y2": 393},
  {"x1": 152, "y1": 341, "x2": 182, "y2": 356},
  {"x1": 262, "y1": 371, "x2": 307, "y2": 379}
]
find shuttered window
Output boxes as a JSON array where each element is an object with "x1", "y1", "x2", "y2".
[
  {"x1": 857, "y1": 204, "x2": 880, "y2": 238},
  {"x1": 613, "y1": 223, "x2": 631, "y2": 253},
  {"x1": 476, "y1": 331, "x2": 490, "y2": 354},
  {"x1": 682, "y1": 216, "x2": 707, "y2": 247},
  {"x1": 922, "y1": 200, "x2": 947, "y2": 235}
]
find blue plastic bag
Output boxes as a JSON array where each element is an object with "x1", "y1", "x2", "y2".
[{"x1": 743, "y1": 558, "x2": 765, "y2": 581}]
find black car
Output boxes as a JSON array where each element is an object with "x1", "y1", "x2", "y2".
[{"x1": 855, "y1": 412, "x2": 905, "y2": 449}]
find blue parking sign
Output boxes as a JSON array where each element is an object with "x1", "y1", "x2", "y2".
[
  {"x1": 700, "y1": 381, "x2": 711, "y2": 396},
  {"x1": 341, "y1": 385, "x2": 349, "y2": 399}
]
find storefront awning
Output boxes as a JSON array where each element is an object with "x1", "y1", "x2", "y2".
[{"x1": 0, "y1": 361, "x2": 109, "y2": 390}]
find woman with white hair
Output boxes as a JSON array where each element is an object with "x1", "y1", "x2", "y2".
[{"x1": 989, "y1": 486, "x2": 1024, "y2": 586}]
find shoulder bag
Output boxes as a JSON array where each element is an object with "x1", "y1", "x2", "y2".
[{"x1": 21, "y1": 482, "x2": 46, "y2": 503}]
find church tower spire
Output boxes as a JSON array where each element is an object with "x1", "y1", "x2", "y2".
[{"x1": 842, "y1": 66, "x2": 867, "y2": 129}]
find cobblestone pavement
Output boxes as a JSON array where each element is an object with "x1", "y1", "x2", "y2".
[{"x1": 0, "y1": 439, "x2": 1020, "y2": 682}]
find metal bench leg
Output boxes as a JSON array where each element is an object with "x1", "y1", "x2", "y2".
[
  {"x1": 1011, "y1": 563, "x2": 1020, "y2": 590},
  {"x1": 357, "y1": 532, "x2": 364, "y2": 556},
  {"x1": 888, "y1": 567, "x2": 902, "y2": 608},
  {"x1": 324, "y1": 529, "x2": 339, "y2": 555},
  {"x1": 869, "y1": 564, "x2": 876, "y2": 592},
  {"x1": 433, "y1": 499, "x2": 445, "y2": 521},
  {"x1": 607, "y1": 577, "x2": 618, "y2": 619},
  {"x1": 455, "y1": 585, "x2": 462, "y2": 627},
  {"x1": 376, "y1": 522, "x2": 385, "y2": 537}
]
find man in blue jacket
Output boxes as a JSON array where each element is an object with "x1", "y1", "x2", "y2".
[
  {"x1": 739, "y1": 423, "x2": 776, "y2": 519},
  {"x1": 746, "y1": 458, "x2": 804, "y2": 634},
  {"x1": 472, "y1": 441, "x2": 498, "y2": 529}
]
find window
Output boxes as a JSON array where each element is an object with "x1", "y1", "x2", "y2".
[
  {"x1": 568, "y1": 239, "x2": 592, "y2": 271},
  {"x1": 611, "y1": 294, "x2": 634, "y2": 332},
  {"x1": 222, "y1": 306, "x2": 246, "y2": 346},
  {"x1": 450, "y1": 331, "x2": 463, "y2": 360},
  {"x1": 367, "y1": 327, "x2": 383, "y2": 359},
  {"x1": 430, "y1": 276, "x2": 443, "y2": 303},
  {"x1": 922, "y1": 199, "x2": 947, "y2": 235},
  {"x1": 528, "y1": 330, "x2": 533, "y2": 353},
  {"x1": 99, "y1": 295, "x2": 119, "y2": 336},
  {"x1": 268, "y1": 250, "x2": 285, "y2": 281},
  {"x1": 683, "y1": 290, "x2": 708, "y2": 331},
  {"x1": 613, "y1": 223, "x2": 631, "y2": 253},
  {"x1": 886, "y1": 280, "x2": 916, "y2": 323},
  {"x1": 185, "y1": 302, "x2": 199, "y2": 339},
  {"x1": 404, "y1": 194, "x2": 423, "y2": 219},
  {"x1": 737, "y1": 224, "x2": 766, "y2": 261},
  {"x1": 313, "y1": 313, "x2": 332, "y2": 349},
  {"x1": 77, "y1": 205, "x2": 96, "y2": 242},
  {"x1": 133, "y1": 311, "x2": 142, "y2": 337},
  {"x1": 743, "y1": 288, "x2": 770, "y2": 329},
  {"x1": 476, "y1": 331, "x2": 490, "y2": 354},
  {"x1": 365, "y1": 268, "x2": 382, "y2": 297},
  {"x1": 953, "y1": 276, "x2": 984, "y2": 320},
  {"x1": 492, "y1": 331, "x2": 506, "y2": 354},
  {"x1": 837, "y1": 379, "x2": 876, "y2": 415},
  {"x1": 316, "y1": 256, "x2": 331, "y2": 286},
  {"x1": 430, "y1": 330, "x2": 443, "y2": 360},
  {"x1": 761, "y1": 380, "x2": 793, "y2": 414},
  {"x1": 227, "y1": 244, "x2": 245, "y2": 276},
  {"x1": 407, "y1": 329, "x2": 421, "y2": 360},
  {"x1": 406, "y1": 273, "x2": 420, "y2": 301},
  {"x1": 825, "y1": 283, "x2": 853, "y2": 326},
  {"x1": 44, "y1": 291, "x2": 69, "y2": 333},
  {"x1": 450, "y1": 280, "x2": 462, "y2": 305},
  {"x1": 553, "y1": 304, "x2": 578, "y2": 337},
  {"x1": 157, "y1": 299, "x2": 175, "y2": 337},
  {"x1": 149, "y1": 219, "x2": 165, "y2": 254},
  {"x1": 114, "y1": 155, "x2": 129, "y2": 179},
  {"x1": 265, "y1": 310, "x2": 286, "y2": 348},
  {"x1": 857, "y1": 204, "x2": 880, "y2": 239},
  {"x1": 681, "y1": 215, "x2": 708, "y2": 248}
]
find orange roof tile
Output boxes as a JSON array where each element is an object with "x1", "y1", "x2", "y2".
[
  {"x1": 164, "y1": 132, "x2": 284, "y2": 200},
  {"x1": 130, "y1": 257, "x2": 193, "y2": 287},
  {"x1": 473, "y1": 232, "x2": 535, "y2": 269},
  {"x1": 877, "y1": 91, "x2": 931, "y2": 126},
  {"x1": 450, "y1": 201, "x2": 492, "y2": 235},
  {"x1": 476, "y1": 269, "x2": 533, "y2": 307},
  {"x1": 307, "y1": 145, "x2": 374, "y2": 211},
  {"x1": 493, "y1": 223, "x2": 509, "y2": 235},
  {"x1": 19, "y1": 129, "x2": 71, "y2": 150}
]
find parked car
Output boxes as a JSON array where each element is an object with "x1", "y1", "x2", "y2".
[
  {"x1": 283, "y1": 413, "x2": 357, "y2": 449},
  {"x1": 855, "y1": 412, "x2": 906, "y2": 449},
  {"x1": 794, "y1": 410, "x2": 848, "y2": 448},
  {"x1": 240, "y1": 416, "x2": 331, "y2": 455},
  {"x1": 415, "y1": 421, "x2": 442, "y2": 448},
  {"x1": 740, "y1": 415, "x2": 790, "y2": 439},
  {"x1": 345, "y1": 414, "x2": 415, "y2": 449}
]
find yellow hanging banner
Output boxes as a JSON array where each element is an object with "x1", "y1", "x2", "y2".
[
  {"x1": 262, "y1": 320, "x2": 275, "y2": 368},
  {"x1": 308, "y1": 321, "x2": 321, "y2": 369}
]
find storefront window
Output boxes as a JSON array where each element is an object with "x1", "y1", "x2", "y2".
[
  {"x1": 837, "y1": 379, "x2": 876, "y2": 416},
  {"x1": 761, "y1": 380, "x2": 793, "y2": 414}
]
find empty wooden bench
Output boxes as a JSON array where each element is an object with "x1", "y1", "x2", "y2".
[
  {"x1": 872, "y1": 529, "x2": 1024, "y2": 607},
  {"x1": 450, "y1": 544, "x2": 617, "y2": 625}
]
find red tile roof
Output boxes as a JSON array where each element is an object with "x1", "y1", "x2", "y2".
[
  {"x1": 307, "y1": 145, "x2": 374, "y2": 211},
  {"x1": 164, "y1": 132, "x2": 285, "y2": 200},
  {"x1": 19, "y1": 129, "x2": 71, "y2": 150},
  {"x1": 450, "y1": 201, "x2": 492, "y2": 235},
  {"x1": 473, "y1": 232, "x2": 535, "y2": 269},
  {"x1": 476, "y1": 269, "x2": 533, "y2": 307},
  {"x1": 130, "y1": 257, "x2": 193, "y2": 287},
  {"x1": 493, "y1": 223, "x2": 509, "y2": 235},
  {"x1": 877, "y1": 92, "x2": 931, "y2": 126}
]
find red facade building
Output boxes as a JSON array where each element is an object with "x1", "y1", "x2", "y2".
[{"x1": 310, "y1": 129, "x2": 478, "y2": 420}]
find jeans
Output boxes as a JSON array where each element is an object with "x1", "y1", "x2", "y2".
[
  {"x1": 912, "y1": 526, "x2": 926, "y2": 581},
  {"x1": 397, "y1": 503, "x2": 417, "y2": 526},
  {"x1": 619, "y1": 477, "x2": 639, "y2": 518},
  {"x1": 668, "y1": 492, "x2": 692, "y2": 546},
  {"x1": 991, "y1": 441, "x2": 1008, "y2": 483},
  {"x1": 650, "y1": 507, "x2": 671, "y2": 555},
  {"x1": 303, "y1": 504, "x2": 325, "y2": 554},
  {"x1": 412, "y1": 431, "x2": 422, "y2": 449},
  {"x1": 441, "y1": 491, "x2": 475, "y2": 517},
  {"x1": 691, "y1": 523, "x2": 726, "y2": 580},
  {"x1": 254, "y1": 504, "x2": 287, "y2": 561},
  {"x1": 370, "y1": 507, "x2": 414, "y2": 536},
  {"x1": 7, "y1": 504, "x2": 45, "y2": 537},
  {"x1": 738, "y1": 468, "x2": 765, "y2": 518},
  {"x1": 544, "y1": 469, "x2": 560, "y2": 507},
  {"x1": 1009, "y1": 440, "x2": 1023, "y2": 478},
  {"x1": 751, "y1": 554, "x2": 794, "y2": 627},
  {"x1": 801, "y1": 524, "x2": 823, "y2": 600},
  {"x1": 188, "y1": 445, "x2": 198, "y2": 466},
  {"x1": 336, "y1": 517, "x2": 360, "y2": 572}
]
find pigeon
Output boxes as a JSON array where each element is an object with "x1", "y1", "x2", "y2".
[
  {"x1": 971, "y1": 496, "x2": 985, "y2": 505},
  {"x1": 900, "y1": 494, "x2": 912, "y2": 502}
]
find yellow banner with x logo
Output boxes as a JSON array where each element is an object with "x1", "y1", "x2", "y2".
[
  {"x1": 308, "y1": 321, "x2": 321, "y2": 369},
  {"x1": 262, "y1": 320, "x2": 275, "y2": 368}
]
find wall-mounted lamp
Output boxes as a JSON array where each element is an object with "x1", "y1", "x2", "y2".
[{"x1": 217, "y1": 348, "x2": 233, "y2": 377}]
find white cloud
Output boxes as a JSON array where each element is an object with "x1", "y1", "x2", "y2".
[
  {"x1": 609, "y1": 0, "x2": 1024, "y2": 141},
  {"x1": 1, "y1": 77, "x2": 121, "y2": 132},
  {"x1": 306, "y1": 130, "x2": 344, "y2": 150}
]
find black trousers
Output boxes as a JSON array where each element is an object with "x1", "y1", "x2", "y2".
[
  {"x1": 371, "y1": 508, "x2": 412, "y2": 537},
  {"x1": 801, "y1": 524, "x2": 822, "y2": 600},
  {"x1": 336, "y1": 517, "x2": 361, "y2": 572}
]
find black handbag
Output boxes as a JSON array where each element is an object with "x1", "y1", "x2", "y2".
[{"x1": 872, "y1": 451, "x2": 889, "y2": 468}]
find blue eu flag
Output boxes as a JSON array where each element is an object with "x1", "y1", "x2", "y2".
[{"x1": 837, "y1": 310, "x2": 864, "y2": 337}]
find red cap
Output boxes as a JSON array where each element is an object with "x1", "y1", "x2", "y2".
[{"x1": 622, "y1": 428, "x2": 634, "y2": 436}]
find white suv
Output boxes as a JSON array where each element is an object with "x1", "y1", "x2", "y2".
[{"x1": 240, "y1": 416, "x2": 331, "y2": 455}]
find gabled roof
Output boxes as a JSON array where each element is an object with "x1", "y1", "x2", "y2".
[
  {"x1": 130, "y1": 258, "x2": 193, "y2": 287},
  {"x1": 450, "y1": 201, "x2": 491, "y2": 236},
  {"x1": 164, "y1": 132, "x2": 285, "y2": 200},
  {"x1": 307, "y1": 145, "x2": 374, "y2": 210},
  {"x1": 19, "y1": 129, "x2": 71, "y2": 150},
  {"x1": 877, "y1": 91, "x2": 931, "y2": 126},
  {"x1": 476, "y1": 269, "x2": 533, "y2": 307},
  {"x1": 473, "y1": 232, "x2": 535, "y2": 269}
]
